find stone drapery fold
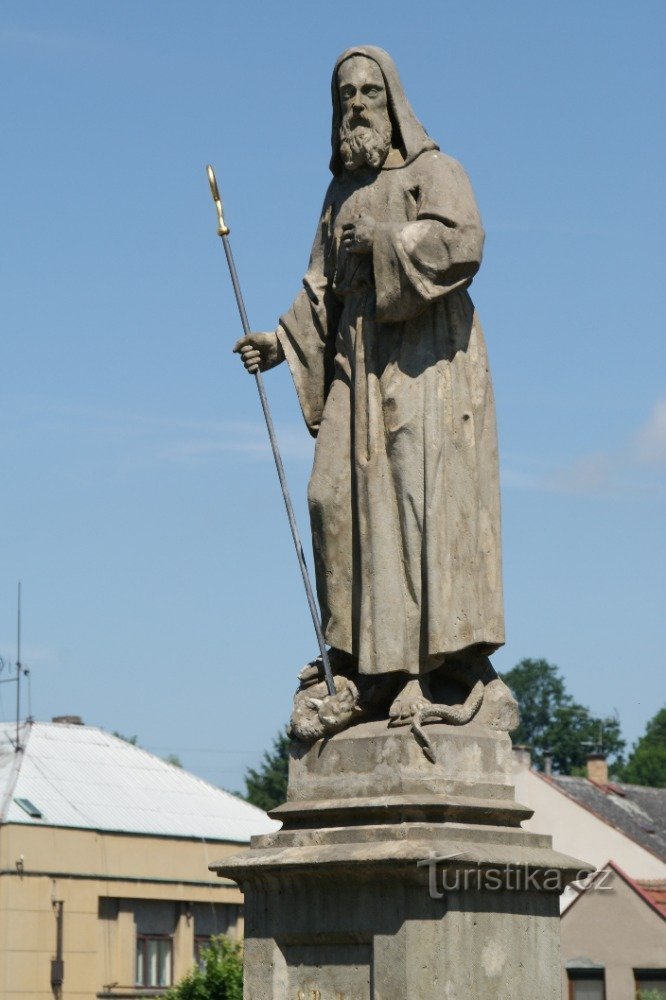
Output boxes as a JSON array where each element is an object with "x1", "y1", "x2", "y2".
[{"x1": 278, "y1": 92, "x2": 503, "y2": 676}]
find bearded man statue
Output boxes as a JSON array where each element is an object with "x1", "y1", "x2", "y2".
[{"x1": 235, "y1": 47, "x2": 517, "y2": 746}]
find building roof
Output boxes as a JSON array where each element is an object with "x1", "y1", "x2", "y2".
[
  {"x1": 544, "y1": 773, "x2": 666, "y2": 862},
  {"x1": 564, "y1": 860, "x2": 666, "y2": 924},
  {"x1": 0, "y1": 720, "x2": 278, "y2": 843},
  {"x1": 636, "y1": 878, "x2": 666, "y2": 917}
]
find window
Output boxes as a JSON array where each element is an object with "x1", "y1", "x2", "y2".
[
  {"x1": 192, "y1": 901, "x2": 242, "y2": 942},
  {"x1": 568, "y1": 972, "x2": 605, "y2": 1000},
  {"x1": 135, "y1": 935, "x2": 172, "y2": 989},
  {"x1": 14, "y1": 796, "x2": 42, "y2": 818},
  {"x1": 194, "y1": 935, "x2": 211, "y2": 970},
  {"x1": 635, "y1": 970, "x2": 666, "y2": 996}
]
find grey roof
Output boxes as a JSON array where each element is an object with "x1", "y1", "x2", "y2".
[
  {"x1": 547, "y1": 774, "x2": 666, "y2": 861},
  {"x1": 0, "y1": 720, "x2": 278, "y2": 843}
]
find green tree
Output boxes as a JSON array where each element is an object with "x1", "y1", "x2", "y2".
[
  {"x1": 113, "y1": 731, "x2": 138, "y2": 745},
  {"x1": 501, "y1": 659, "x2": 624, "y2": 774},
  {"x1": 161, "y1": 936, "x2": 242, "y2": 1000},
  {"x1": 112, "y1": 732, "x2": 182, "y2": 768},
  {"x1": 620, "y1": 707, "x2": 666, "y2": 787},
  {"x1": 244, "y1": 729, "x2": 290, "y2": 811}
]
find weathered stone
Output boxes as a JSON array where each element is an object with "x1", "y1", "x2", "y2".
[
  {"x1": 234, "y1": 46, "x2": 508, "y2": 735},
  {"x1": 220, "y1": 46, "x2": 592, "y2": 997},
  {"x1": 211, "y1": 724, "x2": 592, "y2": 998},
  {"x1": 281, "y1": 720, "x2": 521, "y2": 819}
]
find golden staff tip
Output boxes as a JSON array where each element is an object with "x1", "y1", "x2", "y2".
[
  {"x1": 206, "y1": 163, "x2": 229, "y2": 236},
  {"x1": 206, "y1": 164, "x2": 219, "y2": 200}
]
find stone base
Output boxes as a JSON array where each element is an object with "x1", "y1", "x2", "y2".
[{"x1": 211, "y1": 721, "x2": 591, "y2": 999}]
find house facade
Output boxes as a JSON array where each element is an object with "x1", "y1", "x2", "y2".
[
  {"x1": 561, "y1": 861, "x2": 666, "y2": 1000},
  {"x1": 512, "y1": 748, "x2": 666, "y2": 999},
  {"x1": 0, "y1": 718, "x2": 276, "y2": 999}
]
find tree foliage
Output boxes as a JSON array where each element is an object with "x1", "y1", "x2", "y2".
[
  {"x1": 620, "y1": 706, "x2": 666, "y2": 787},
  {"x1": 501, "y1": 659, "x2": 624, "y2": 774},
  {"x1": 113, "y1": 731, "x2": 138, "y2": 745},
  {"x1": 161, "y1": 935, "x2": 243, "y2": 1000},
  {"x1": 244, "y1": 729, "x2": 290, "y2": 811},
  {"x1": 113, "y1": 732, "x2": 182, "y2": 768}
]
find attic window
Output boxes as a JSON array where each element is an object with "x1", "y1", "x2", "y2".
[{"x1": 15, "y1": 797, "x2": 42, "y2": 818}]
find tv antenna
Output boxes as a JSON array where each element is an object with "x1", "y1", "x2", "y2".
[
  {"x1": 581, "y1": 722, "x2": 605, "y2": 757},
  {"x1": 0, "y1": 583, "x2": 30, "y2": 752},
  {"x1": 16, "y1": 581, "x2": 23, "y2": 749}
]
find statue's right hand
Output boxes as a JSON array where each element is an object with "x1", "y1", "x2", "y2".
[{"x1": 232, "y1": 332, "x2": 284, "y2": 374}]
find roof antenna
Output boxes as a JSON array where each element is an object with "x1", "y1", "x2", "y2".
[
  {"x1": 581, "y1": 722, "x2": 605, "y2": 758},
  {"x1": 0, "y1": 584, "x2": 31, "y2": 752},
  {"x1": 15, "y1": 581, "x2": 23, "y2": 752}
]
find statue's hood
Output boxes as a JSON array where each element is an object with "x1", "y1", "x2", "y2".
[{"x1": 330, "y1": 46, "x2": 438, "y2": 175}]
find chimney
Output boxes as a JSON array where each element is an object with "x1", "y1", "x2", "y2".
[
  {"x1": 543, "y1": 752, "x2": 553, "y2": 777},
  {"x1": 586, "y1": 753, "x2": 608, "y2": 785},
  {"x1": 51, "y1": 715, "x2": 84, "y2": 725},
  {"x1": 512, "y1": 745, "x2": 531, "y2": 771}
]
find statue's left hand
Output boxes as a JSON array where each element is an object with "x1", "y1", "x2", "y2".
[{"x1": 341, "y1": 215, "x2": 376, "y2": 254}]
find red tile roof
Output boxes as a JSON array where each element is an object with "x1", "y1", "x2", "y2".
[{"x1": 636, "y1": 879, "x2": 666, "y2": 917}]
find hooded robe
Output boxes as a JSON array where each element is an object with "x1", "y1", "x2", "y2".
[{"x1": 277, "y1": 47, "x2": 504, "y2": 677}]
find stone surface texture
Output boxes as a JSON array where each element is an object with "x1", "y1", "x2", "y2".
[
  {"x1": 211, "y1": 722, "x2": 591, "y2": 998},
  {"x1": 235, "y1": 46, "x2": 505, "y2": 730},
  {"x1": 277, "y1": 47, "x2": 503, "y2": 681}
]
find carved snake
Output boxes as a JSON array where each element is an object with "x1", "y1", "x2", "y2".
[{"x1": 409, "y1": 680, "x2": 485, "y2": 763}]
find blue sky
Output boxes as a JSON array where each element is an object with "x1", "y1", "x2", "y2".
[{"x1": 1, "y1": 1, "x2": 664, "y2": 792}]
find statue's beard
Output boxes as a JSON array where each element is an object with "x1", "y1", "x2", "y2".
[{"x1": 339, "y1": 108, "x2": 392, "y2": 172}]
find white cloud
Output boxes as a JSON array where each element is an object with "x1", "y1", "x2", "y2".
[
  {"x1": 634, "y1": 397, "x2": 666, "y2": 466},
  {"x1": 160, "y1": 424, "x2": 312, "y2": 463},
  {"x1": 546, "y1": 452, "x2": 614, "y2": 496},
  {"x1": 47, "y1": 403, "x2": 313, "y2": 465},
  {"x1": 505, "y1": 395, "x2": 666, "y2": 497}
]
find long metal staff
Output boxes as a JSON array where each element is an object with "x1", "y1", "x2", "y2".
[{"x1": 206, "y1": 165, "x2": 335, "y2": 698}]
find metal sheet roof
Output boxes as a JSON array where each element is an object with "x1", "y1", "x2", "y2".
[{"x1": 0, "y1": 720, "x2": 278, "y2": 843}]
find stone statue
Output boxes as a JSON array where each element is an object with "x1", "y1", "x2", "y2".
[
  {"x1": 216, "y1": 54, "x2": 586, "y2": 1000},
  {"x1": 234, "y1": 46, "x2": 517, "y2": 753}
]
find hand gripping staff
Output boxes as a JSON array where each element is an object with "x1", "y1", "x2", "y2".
[{"x1": 206, "y1": 165, "x2": 335, "y2": 698}]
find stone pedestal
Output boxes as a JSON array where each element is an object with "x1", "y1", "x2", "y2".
[{"x1": 211, "y1": 721, "x2": 591, "y2": 999}]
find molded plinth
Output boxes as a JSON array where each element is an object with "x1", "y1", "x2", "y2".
[{"x1": 211, "y1": 721, "x2": 591, "y2": 999}]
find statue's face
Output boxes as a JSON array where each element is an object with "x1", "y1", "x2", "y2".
[
  {"x1": 337, "y1": 56, "x2": 392, "y2": 171},
  {"x1": 337, "y1": 56, "x2": 387, "y2": 126}
]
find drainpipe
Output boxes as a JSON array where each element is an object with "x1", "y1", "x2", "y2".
[{"x1": 51, "y1": 899, "x2": 64, "y2": 999}]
